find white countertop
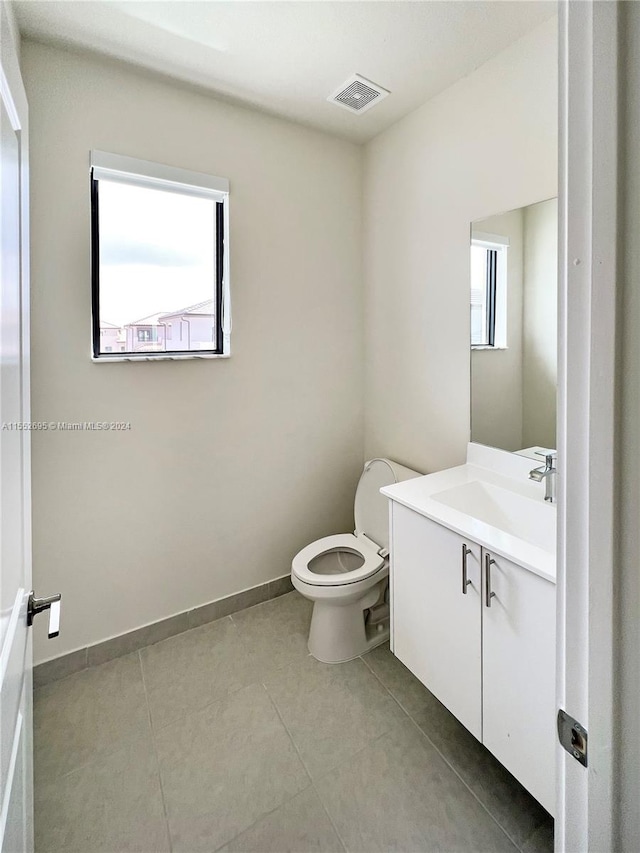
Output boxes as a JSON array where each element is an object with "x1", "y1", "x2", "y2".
[{"x1": 381, "y1": 451, "x2": 556, "y2": 584}]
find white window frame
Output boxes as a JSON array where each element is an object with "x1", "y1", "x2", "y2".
[
  {"x1": 90, "y1": 150, "x2": 231, "y2": 362},
  {"x1": 470, "y1": 230, "x2": 509, "y2": 350}
]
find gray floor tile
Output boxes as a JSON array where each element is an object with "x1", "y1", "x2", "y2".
[
  {"x1": 265, "y1": 655, "x2": 406, "y2": 780},
  {"x1": 154, "y1": 682, "x2": 310, "y2": 852},
  {"x1": 219, "y1": 787, "x2": 344, "y2": 853},
  {"x1": 34, "y1": 598, "x2": 554, "y2": 853},
  {"x1": 34, "y1": 653, "x2": 150, "y2": 783},
  {"x1": 34, "y1": 735, "x2": 169, "y2": 853},
  {"x1": 363, "y1": 644, "x2": 551, "y2": 847},
  {"x1": 140, "y1": 615, "x2": 262, "y2": 729},
  {"x1": 232, "y1": 591, "x2": 313, "y2": 678},
  {"x1": 315, "y1": 719, "x2": 517, "y2": 853},
  {"x1": 362, "y1": 644, "x2": 440, "y2": 719}
]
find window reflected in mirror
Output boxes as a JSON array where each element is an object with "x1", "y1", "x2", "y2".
[
  {"x1": 470, "y1": 233, "x2": 508, "y2": 348},
  {"x1": 470, "y1": 198, "x2": 558, "y2": 456}
]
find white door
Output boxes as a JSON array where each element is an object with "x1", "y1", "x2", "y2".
[
  {"x1": 391, "y1": 503, "x2": 482, "y2": 739},
  {"x1": 1, "y1": 18, "x2": 34, "y2": 852},
  {"x1": 481, "y1": 549, "x2": 556, "y2": 816},
  {"x1": 557, "y1": 2, "x2": 619, "y2": 849}
]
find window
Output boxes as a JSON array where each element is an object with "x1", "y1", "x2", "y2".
[
  {"x1": 91, "y1": 151, "x2": 230, "y2": 360},
  {"x1": 470, "y1": 232, "x2": 508, "y2": 348}
]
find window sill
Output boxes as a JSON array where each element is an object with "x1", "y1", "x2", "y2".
[
  {"x1": 92, "y1": 352, "x2": 230, "y2": 363},
  {"x1": 471, "y1": 345, "x2": 509, "y2": 351}
]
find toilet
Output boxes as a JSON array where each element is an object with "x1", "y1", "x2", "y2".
[{"x1": 291, "y1": 458, "x2": 420, "y2": 664}]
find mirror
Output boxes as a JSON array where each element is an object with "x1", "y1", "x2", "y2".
[{"x1": 470, "y1": 198, "x2": 557, "y2": 456}]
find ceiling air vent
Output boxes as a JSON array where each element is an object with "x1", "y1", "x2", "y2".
[{"x1": 328, "y1": 74, "x2": 390, "y2": 115}]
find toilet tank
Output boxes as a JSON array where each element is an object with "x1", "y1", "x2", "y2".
[{"x1": 354, "y1": 458, "x2": 422, "y2": 552}]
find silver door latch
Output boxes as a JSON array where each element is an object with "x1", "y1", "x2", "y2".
[
  {"x1": 557, "y1": 709, "x2": 588, "y2": 767},
  {"x1": 27, "y1": 591, "x2": 61, "y2": 638}
]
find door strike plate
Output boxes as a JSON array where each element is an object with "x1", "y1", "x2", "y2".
[{"x1": 557, "y1": 709, "x2": 588, "y2": 767}]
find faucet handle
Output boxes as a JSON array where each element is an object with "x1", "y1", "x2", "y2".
[
  {"x1": 534, "y1": 448, "x2": 557, "y2": 459},
  {"x1": 535, "y1": 449, "x2": 557, "y2": 468}
]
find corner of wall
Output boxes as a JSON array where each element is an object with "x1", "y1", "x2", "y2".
[
  {"x1": 361, "y1": 17, "x2": 557, "y2": 476},
  {"x1": 1, "y1": 0, "x2": 21, "y2": 66}
]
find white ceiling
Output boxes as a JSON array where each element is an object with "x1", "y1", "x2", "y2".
[{"x1": 13, "y1": 1, "x2": 556, "y2": 143}]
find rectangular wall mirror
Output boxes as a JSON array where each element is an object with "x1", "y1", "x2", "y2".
[{"x1": 470, "y1": 197, "x2": 558, "y2": 455}]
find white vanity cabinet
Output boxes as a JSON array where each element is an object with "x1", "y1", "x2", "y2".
[
  {"x1": 390, "y1": 501, "x2": 556, "y2": 815},
  {"x1": 482, "y1": 549, "x2": 555, "y2": 814},
  {"x1": 392, "y1": 504, "x2": 483, "y2": 739}
]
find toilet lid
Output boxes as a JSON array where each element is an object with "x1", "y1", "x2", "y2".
[{"x1": 354, "y1": 459, "x2": 398, "y2": 551}]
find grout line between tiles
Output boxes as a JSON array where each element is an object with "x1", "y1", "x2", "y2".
[
  {"x1": 358, "y1": 654, "x2": 524, "y2": 852},
  {"x1": 149, "y1": 676, "x2": 262, "y2": 736},
  {"x1": 259, "y1": 682, "x2": 349, "y2": 852},
  {"x1": 312, "y1": 782, "x2": 349, "y2": 853},
  {"x1": 261, "y1": 681, "x2": 314, "y2": 786},
  {"x1": 34, "y1": 586, "x2": 295, "y2": 689},
  {"x1": 138, "y1": 649, "x2": 173, "y2": 853},
  {"x1": 260, "y1": 667, "x2": 399, "y2": 853},
  {"x1": 34, "y1": 661, "x2": 155, "y2": 787},
  {"x1": 35, "y1": 750, "x2": 114, "y2": 786},
  {"x1": 210, "y1": 791, "x2": 304, "y2": 853},
  {"x1": 138, "y1": 617, "x2": 259, "y2": 736},
  {"x1": 207, "y1": 684, "x2": 316, "y2": 853},
  {"x1": 261, "y1": 658, "x2": 400, "y2": 782},
  {"x1": 307, "y1": 723, "x2": 407, "y2": 852}
]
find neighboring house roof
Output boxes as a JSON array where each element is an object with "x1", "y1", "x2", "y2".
[
  {"x1": 159, "y1": 299, "x2": 215, "y2": 321},
  {"x1": 99, "y1": 320, "x2": 120, "y2": 329},
  {"x1": 125, "y1": 312, "x2": 166, "y2": 327},
  {"x1": 125, "y1": 300, "x2": 215, "y2": 328}
]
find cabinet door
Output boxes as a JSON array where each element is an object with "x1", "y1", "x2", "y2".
[
  {"x1": 391, "y1": 503, "x2": 482, "y2": 739},
  {"x1": 482, "y1": 550, "x2": 556, "y2": 815}
]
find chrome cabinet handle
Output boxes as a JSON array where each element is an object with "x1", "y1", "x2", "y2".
[
  {"x1": 461, "y1": 544, "x2": 472, "y2": 594},
  {"x1": 485, "y1": 553, "x2": 496, "y2": 607},
  {"x1": 27, "y1": 591, "x2": 62, "y2": 638}
]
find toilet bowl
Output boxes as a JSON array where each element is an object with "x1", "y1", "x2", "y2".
[{"x1": 291, "y1": 458, "x2": 420, "y2": 663}]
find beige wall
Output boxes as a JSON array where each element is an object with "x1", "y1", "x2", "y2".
[
  {"x1": 522, "y1": 197, "x2": 558, "y2": 449},
  {"x1": 363, "y1": 17, "x2": 557, "y2": 473},
  {"x1": 24, "y1": 17, "x2": 558, "y2": 662},
  {"x1": 471, "y1": 209, "x2": 525, "y2": 452},
  {"x1": 471, "y1": 197, "x2": 558, "y2": 454},
  {"x1": 1, "y1": 0, "x2": 20, "y2": 65},
  {"x1": 23, "y1": 41, "x2": 364, "y2": 663}
]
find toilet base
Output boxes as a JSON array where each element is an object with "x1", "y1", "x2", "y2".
[
  {"x1": 306, "y1": 578, "x2": 390, "y2": 664},
  {"x1": 309, "y1": 623, "x2": 390, "y2": 664}
]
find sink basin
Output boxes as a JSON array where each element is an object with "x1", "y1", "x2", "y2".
[{"x1": 431, "y1": 480, "x2": 556, "y2": 552}]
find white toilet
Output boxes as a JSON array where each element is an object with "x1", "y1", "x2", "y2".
[{"x1": 291, "y1": 458, "x2": 420, "y2": 663}]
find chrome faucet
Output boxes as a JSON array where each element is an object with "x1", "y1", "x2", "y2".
[{"x1": 529, "y1": 451, "x2": 557, "y2": 503}]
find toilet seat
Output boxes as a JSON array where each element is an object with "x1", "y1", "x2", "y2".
[{"x1": 292, "y1": 533, "x2": 385, "y2": 587}]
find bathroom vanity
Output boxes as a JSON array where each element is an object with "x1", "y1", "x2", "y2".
[{"x1": 381, "y1": 444, "x2": 556, "y2": 816}]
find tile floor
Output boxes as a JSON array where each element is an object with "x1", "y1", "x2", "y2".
[{"x1": 34, "y1": 591, "x2": 554, "y2": 853}]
